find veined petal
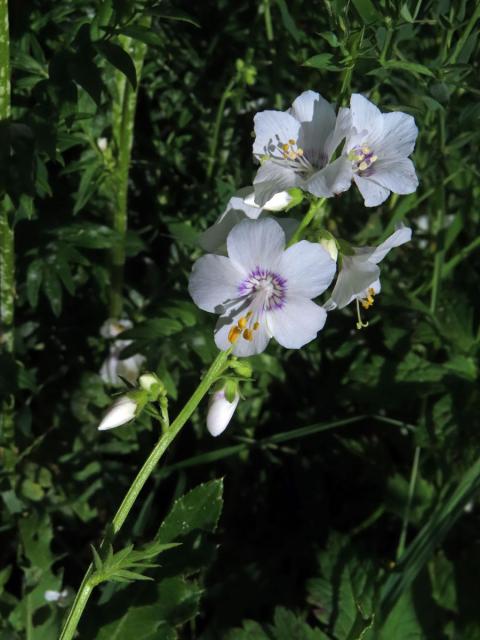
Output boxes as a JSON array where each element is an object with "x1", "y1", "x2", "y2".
[
  {"x1": 290, "y1": 91, "x2": 336, "y2": 166},
  {"x1": 214, "y1": 306, "x2": 271, "y2": 357},
  {"x1": 268, "y1": 296, "x2": 327, "y2": 348},
  {"x1": 378, "y1": 111, "x2": 418, "y2": 158},
  {"x1": 279, "y1": 241, "x2": 336, "y2": 298},
  {"x1": 253, "y1": 110, "x2": 301, "y2": 157},
  {"x1": 306, "y1": 156, "x2": 353, "y2": 198},
  {"x1": 367, "y1": 226, "x2": 412, "y2": 264},
  {"x1": 207, "y1": 390, "x2": 239, "y2": 437},
  {"x1": 189, "y1": 254, "x2": 243, "y2": 313},
  {"x1": 325, "y1": 107, "x2": 352, "y2": 160},
  {"x1": 350, "y1": 93, "x2": 384, "y2": 139},
  {"x1": 227, "y1": 217, "x2": 285, "y2": 273},
  {"x1": 253, "y1": 161, "x2": 300, "y2": 206},
  {"x1": 325, "y1": 257, "x2": 380, "y2": 309},
  {"x1": 353, "y1": 174, "x2": 390, "y2": 207},
  {"x1": 368, "y1": 158, "x2": 419, "y2": 196},
  {"x1": 199, "y1": 209, "x2": 246, "y2": 254}
]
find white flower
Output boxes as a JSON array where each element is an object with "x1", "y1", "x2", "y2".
[
  {"x1": 344, "y1": 94, "x2": 419, "y2": 207},
  {"x1": 100, "y1": 319, "x2": 145, "y2": 387},
  {"x1": 97, "y1": 137, "x2": 108, "y2": 152},
  {"x1": 252, "y1": 90, "x2": 352, "y2": 206},
  {"x1": 189, "y1": 217, "x2": 336, "y2": 357},
  {"x1": 98, "y1": 395, "x2": 137, "y2": 431},
  {"x1": 199, "y1": 186, "x2": 293, "y2": 254},
  {"x1": 324, "y1": 227, "x2": 412, "y2": 315},
  {"x1": 207, "y1": 389, "x2": 240, "y2": 437}
]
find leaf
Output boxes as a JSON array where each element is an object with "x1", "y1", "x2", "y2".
[
  {"x1": 381, "y1": 60, "x2": 435, "y2": 77},
  {"x1": 118, "y1": 25, "x2": 164, "y2": 47},
  {"x1": 57, "y1": 223, "x2": 121, "y2": 249},
  {"x1": 351, "y1": 0, "x2": 381, "y2": 23},
  {"x1": 156, "y1": 479, "x2": 224, "y2": 543},
  {"x1": 26, "y1": 259, "x2": 44, "y2": 308},
  {"x1": 96, "y1": 41, "x2": 137, "y2": 89},
  {"x1": 151, "y1": 8, "x2": 201, "y2": 28},
  {"x1": 73, "y1": 161, "x2": 103, "y2": 214},
  {"x1": 302, "y1": 53, "x2": 338, "y2": 70},
  {"x1": 43, "y1": 266, "x2": 62, "y2": 316}
]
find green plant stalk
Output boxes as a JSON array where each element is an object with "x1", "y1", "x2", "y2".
[
  {"x1": 429, "y1": 112, "x2": 446, "y2": 314},
  {"x1": 0, "y1": 0, "x2": 15, "y2": 446},
  {"x1": 396, "y1": 445, "x2": 421, "y2": 559},
  {"x1": 206, "y1": 77, "x2": 236, "y2": 180},
  {"x1": 263, "y1": 0, "x2": 274, "y2": 42},
  {"x1": 59, "y1": 349, "x2": 230, "y2": 640},
  {"x1": 109, "y1": 35, "x2": 148, "y2": 319},
  {"x1": 448, "y1": 3, "x2": 480, "y2": 64},
  {"x1": 287, "y1": 198, "x2": 326, "y2": 247}
]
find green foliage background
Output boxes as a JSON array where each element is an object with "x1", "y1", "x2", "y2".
[{"x1": 0, "y1": 0, "x2": 479, "y2": 638}]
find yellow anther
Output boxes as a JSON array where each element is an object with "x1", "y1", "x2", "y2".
[
  {"x1": 246, "y1": 311, "x2": 253, "y2": 319},
  {"x1": 288, "y1": 138, "x2": 296, "y2": 145},
  {"x1": 253, "y1": 321, "x2": 260, "y2": 330},
  {"x1": 238, "y1": 316, "x2": 248, "y2": 329},
  {"x1": 296, "y1": 147, "x2": 304, "y2": 156},
  {"x1": 287, "y1": 151, "x2": 297, "y2": 160},
  {"x1": 358, "y1": 161, "x2": 369, "y2": 171},
  {"x1": 362, "y1": 146, "x2": 371, "y2": 154},
  {"x1": 282, "y1": 143, "x2": 290, "y2": 151},
  {"x1": 243, "y1": 328, "x2": 254, "y2": 341},
  {"x1": 228, "y1": 326, "x2": 242, "y2": 344},
  {"x1": 370, "y1": 154, "x2": 378, "y2": 163}
]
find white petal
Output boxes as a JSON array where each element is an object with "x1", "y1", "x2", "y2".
[
  {"x1": 325, "y1": 256, "x2": 380, "y2": 309},
  {"x1": 261, "y1": 190, "x2": 292, "y2": 211},
  {"x1": 227, "y1": 217, "x2": 285, "y2": 274},
  {"x1": 350, "y1": 93, "x2": 384, "y2": 140},
  {"x1": 368, "y1": 158, "x2": 419, "y2": 196},
  {"x1": 324, "y1": 107, "x2": 352, "y2": 160},
  {"x1": 306, "y1": 156, "x2": 353, "y2": 198},
  {"x1": 45, "y1": 590, "x2": 61, "y2": 602},
  {"x1": 98, "y1": 396, "x2": 137, "y2": 431},
  {"x1": 353, "y1": 174, "x2": 390, "y2": 207},
  {"x1": 100, "y1": 354, "x2": 120, "y2": 386},
  {"x1": 214, "y1": 308, "x2": 271, "y2": 357},
  {"x1": 206, "y1": 390, "x2": 239, "y2": 437},
  {"x1": 253, "y1": 161, "x2": 300, "y2": 207},
  {"x1": 199, "y1": 209, "x2": 246, "y2": 254},
  {"x1": 368, "y1": 226, "x2": 412, "y2": 264},
  {"x1": 189, "y1": 254, "x2": 243, "y2": 313},
  {"x1": 268, "y1": 297, "x2": 327, "y2": 348},
  {"x1": 290, "y1": 91, "x2": 336, "y2": 166},
  {"x1": 279, "y1": 241, "x2": 336, "y2": 298},
  {"x1": 116, "y1": 354, "x2": 145, "y2": 385},
  {"x1": 100, "y1": 318, "x2": 132, "y2": 338},
  {"x1": 253, "y1": 110, "x2": 300, "y2": 157},
  {"x1": 379, "y1": 111, "x2": 418, "y2": 158}
]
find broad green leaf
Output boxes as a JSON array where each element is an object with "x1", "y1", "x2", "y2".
[
  {"x1": 156, "y1": 479, "x2": 224, "y2": 543},
  {"x1": 381, "y1": 60, "x2": 435, "y2": 77},
  {"x1": 26, "y1": 259, "x2": 44, "y2": 308},
  {"x1": 96, "y1": 41, "x2": 137, "y2": 89}
]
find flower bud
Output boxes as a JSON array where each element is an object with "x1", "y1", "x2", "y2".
[
  {"x1": 206, "y1": 389, "x2": 240, "y2": 437},
  {"x1": 98, "y1": 395, "x2": 137, "y2": 431},
  {"x1": 318, "y1": 232, "x2": 338, "y2": 262}
]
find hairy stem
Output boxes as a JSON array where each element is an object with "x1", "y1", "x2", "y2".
[
  {"x1": 0, "y1": 0, "x2": 14, "y2": 445},
  {"x1": 59, "y1": 349, "x2": 230, "y2": 640},
  {"x1": 109, "y1": 35, "x2": 148, "y2": 319},
  {"x1": 206, "y1": 77, "x2": 236, "y2": 180}
]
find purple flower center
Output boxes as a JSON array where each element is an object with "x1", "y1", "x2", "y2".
[
  {"x1": 238, "y1": 266, "x2": 287, "y2": 311},
  {"x1": 349, "y1": 144, "x2": 378, "y2": 175}
]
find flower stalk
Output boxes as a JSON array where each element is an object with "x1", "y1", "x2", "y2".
[
  {"x1": 109, "y1": 33, "x2": 148, "y2": 319},
  {"x1": 0, "y1": 0, "x2": 14, "y2": 444},
  {"x1": 287, "y1": 198, "x2": 326, "y2": 247},
  {"x1": 59, "y1": 349, "x2": 230, "y2": 640}
]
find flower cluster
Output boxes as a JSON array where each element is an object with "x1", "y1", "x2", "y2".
[{"x1": 188, "y1": 89, "x2": 418, "y2": 435}]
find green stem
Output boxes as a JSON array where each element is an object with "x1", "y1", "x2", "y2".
[
  {"x1": 429, "y1": 112, "x2": 446, "y2": 314},
  {"x1": 0, "y1": 0, "x2": 14, "y2": 447},
  {"x1": 396, "y1": 445, "x2": 421, "y2": 560},
  {"x1": 448, "y1": 3, "x2": 480, "y2": 65},
  {"x1": 59, "y1": 349, "x2": 230, "y2": 640},
  {"x1": 263, "y1": 0, "x2": 274, "y2": 42},
  {"x1": 287, "y1": 198, "x2": 326, "y2": 247},
  {"x1": 206, "y1": 77, "x2": 236, "y2": 180},
  {"x1": 109, "y1": 34, "x2": 148, "y2": 319}
]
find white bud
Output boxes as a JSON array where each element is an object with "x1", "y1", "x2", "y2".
[
  {"x1": 206, "y1": 390, "x2": 239, "y2": 437},
  {"x1": 139, "y1": 373, "x2": 159, "y2": 392},
  {"x1": 320, "y1": 237, "x2": 338, "y2": 262},
  {"x1": 98, "y1": 395, "x2": 137, "y2": 431},
  {"x1": 97, "y1": 137, "x2": 108, "y2": 152},
  {"x1": 243, "y1": 190, "x2": 292, "y2": 212},
  {"x1": 44, "y1": 588, "x2": 70, "y2": 606}
]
